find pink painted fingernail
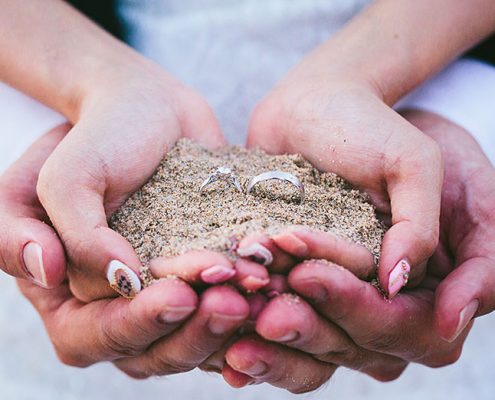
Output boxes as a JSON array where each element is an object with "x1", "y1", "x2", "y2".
[
  {"x1": 239, "y1": 275, "x2": 270, "y2": 292},
  {"x1": 106, "y1": 260, "x2": 142, "y2": 298},
  {"x1": 158, "y1": 306, "x2": 196, "y2": 323},
  {"x1": 237, "y1": 243, "x2": 273, "y2": 266},
  {"x1": 22, "y1": 242, "x2": 48, "y2": 287},
  {"x1": 388, "y1": 259, "x2": 410, "y2": 298},
  {"x1": 208, "y1": 313, "x2": 245, "y2": 335},
  {"x1": 448, "y1": 299, "x2": 479, "y2": 343},
  {"x1": 272, "y1": 233, "x2": 309, "y2": 257},
  {"x1": 201, "y1": 265, "x2": 236, "y2": 284}
]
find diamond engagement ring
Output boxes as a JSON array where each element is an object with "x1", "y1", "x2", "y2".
[
  {"x1": 246, "y1": 170, "x2": 305, "y2": 203},
  {"x1": 200, "y1": 167, "x2": 243, "y2": 193}
]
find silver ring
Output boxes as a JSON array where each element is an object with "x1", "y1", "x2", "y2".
[
  {"x1": 200, "y1": 167, "x2": 243, "y2": 193},
  {"x1": 246, "y1": 170, "x2": 305, "y2": 203}
]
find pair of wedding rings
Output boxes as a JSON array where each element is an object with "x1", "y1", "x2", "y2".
[{"x1": 200, "y1": 167, "x2": 305, "y2": 203}]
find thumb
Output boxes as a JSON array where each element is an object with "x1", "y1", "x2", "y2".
[
  {"x1": 0, "y1": 124, "x2": 67, "y2": 287},
  {"x1": 378, "y1": 139, "x2": 443, "y2": 298},
  {"x1": 434, "y1": 257, "x2": 494, "y2": 343},
  {"x1": 36, "y1": 135, "x2": 143, "y2": 302}
]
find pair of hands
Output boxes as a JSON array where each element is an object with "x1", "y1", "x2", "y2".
[{"x1": 2, "y1": 56, "x2": 494, "y2": 393}]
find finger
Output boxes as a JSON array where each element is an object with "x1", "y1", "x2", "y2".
[
  {"x1": 272, "y1": 227, "x2": 375, "y2": 279},
  {"x1": 262, "y1": 274, "x2": 289, "y2": 298},
  {"x1": 18, "y1": 276, "x2": 198, "y2": 367},
  {"x1": 288, "y1": 260, "x2": 463, "y2": 365},
  {"x1": 232, "y1": 258, "x2": 270, "y2": 292},
  {"x1": 149, "y1": 250, "x2": 235, "y2": 285},
  {"x1": 379, "y1": 134, "x2": 443, "y2": 297},
  {"x1": 0, "y1": 124, "x2": 68, "y2": 287},
  {"x1": 114, "y1": 285, "x2": 249, "y2": 378},
  {"x1": 225, "y1": 336, "x2": 336, "y2": 394},
  {"x1": 237, "y1": 233, "x2": 296, "y2": 272},
  {"x1": 256, "y1": 294, "x2": 408, "y2": 381},
  {"x1": 435, "y1": 257, "x2": 495, "y2": 343}
]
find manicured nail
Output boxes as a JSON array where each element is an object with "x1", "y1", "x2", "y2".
[
  {"x1": 22, "y1": 242, "x2": 47, "y2": 287},
  {"x1": 237, "y1": 243, "x2": 273, "y2": 266},
  {"x1": 158, "y1": 306, "x2": 195, "y2": 323},
  {"x1": 239, "y1": 275, "x2": 270, "y2": 291},
  {"x1": 448, "y1": 299, "x2": 479, "y2": 343},
  {"x1": 274, "y1": 330, "x2": 299, "y2": 342},
  {"x1": 106, "y1": 260, "x2": 142, "y2": 298},
  {"x1": 388, "y1": 259, "x2": 411, "y2": 298},
  {"x1": 201, "y1": 265, "x2": 236, "y2": 284},
  {"x1": 243, "y1": 360, "x2": 268, "y2": 377},
  {"x1": 272, "y1": 233, "x2": 309, "y2": 257},
  {"x1": 208, "y1": 313, "x2": 245, "y2": 335}
]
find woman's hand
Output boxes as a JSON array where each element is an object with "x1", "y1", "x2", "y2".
[
  {"x1": 36, "y1": 65, "x2": 226, "y2": 302},
  {"x1": 247, "y1": 56, "x2": 443, "y2": 297}
]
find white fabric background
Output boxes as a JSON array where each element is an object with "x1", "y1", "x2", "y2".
[{"x1": 1, "y1": 1, "x2": 495, "y2": 399}]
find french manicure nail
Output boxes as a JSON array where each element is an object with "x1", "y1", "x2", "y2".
[
  {"x1": 388, "y1": 259, "x2": 411, "y2": 298},
  {"x1": 244, "y1": 360, "x2": 268, "y2": 377},
  {"x1": 201, "y1": 265, "x2": 236, "y2": 284},
  {"x1": 22, "y1": 242, "x2": 48, "y2": 287},
  {"x1": 158, "y1": 306, "x2": 195, "y2": 323},
  {"x1": 237, "y1": 243, "x2": 273, "y2": 266},
  {"x1": 274, "y1": 330, "x2": 299, "y2": 342},
  {"x1": 106, "y1": 260, "x2": 142, "y2": 298},
  {"x1": 449, "y1": 299, "x2": 479, "y2": 343},
  {"x1": 208, "y1": 313, "x2": 245, "y2": 335},
  {"x1": 272, "y1": 233, "x2": 309, "y2": 257}
]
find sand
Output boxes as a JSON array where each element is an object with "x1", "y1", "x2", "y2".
[{"x1": 109, "y1": 139, "x2": 386, "y2": 281}]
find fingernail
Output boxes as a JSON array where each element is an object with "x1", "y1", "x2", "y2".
[
  {"x1": 239, "y1": 275, "x2": 270, "y2": 292},
  {"x1": 266, "y1": 290, "x2": 280, "y2": 298},
  {"x1": 448, "y1": 299, "x2": 479, "y2": 343},
  {"x1": 201, "y1": 265, "x2": 236, "y2": 284},
  {"x1": 158, "y1": 306, "x2": 195, "y2": 323},
  {"x1": 272, "y1": 233, "x2": 309, "y2": 257},
  {"x1": 237, "y1": 243, "x2": 273, "y2": 266},
  {"x1": 208, "y1": 313, "x2": 245, "y2": 335},
  {"x1": 388, "y1": 259, "x2": 410, "y2": 298},
  {"x1": 106, "y1": 260, "x2": 142, "y2": 298},
  {"x1": 22, "y1": 242, "x2": 48, "y2": 287},
  {"x1": 274, "y1": 330, "x2": 299, "y2": 342},
  {"x1": 298, "y1": 279, "x2": 328, "y2": 302},
  {"x1": 243, "y1": 360, "x2": 268, "y2": 377}
]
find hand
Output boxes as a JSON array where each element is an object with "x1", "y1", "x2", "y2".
[
  {"x1": 399, "y1": 110, "x2": 495, "y2": 343},
  {"x1": 6, "y1": 126, "x2": 249, "y2": 375},
  {"x1": 247, "y1": 48, "x2": 443, "y2": 297},
  {"x1": 36, "y1": 65, "x2": 227, "y2": 302},
  {"x1": 223, "y1": 110, "x2": 490, "y2": 393}
]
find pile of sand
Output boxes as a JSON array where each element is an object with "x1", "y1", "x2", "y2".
[{"x1": 110, "y1": 139, "x2": 385, "y2": 272}]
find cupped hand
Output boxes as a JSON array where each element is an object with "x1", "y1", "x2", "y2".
[
  {"x1": 400, "y1": 109, "x2": 495, "y2": 343},
  {"x1": 3, "y1": 124, "x2": 248, "y2": 376},
  {"x1": 247, "y1": 48, "x2": 443, "y2": 297},
  {"x1": 223, "y1": 109, "x2": 492, "y2": 394},
  {"x1": 36, "y1": 64, "x2": 227, "y2": 302}
]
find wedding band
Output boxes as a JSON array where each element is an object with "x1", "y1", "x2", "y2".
[
  {"x1": 200, "y1": 166, "x2": 243, "y2": 193},
  {"x1": 246, "y1": 170, "x2": 305, "y2": 202}
]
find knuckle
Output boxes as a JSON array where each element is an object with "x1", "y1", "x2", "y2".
[
  {"x1": 116, "y1": 365, "x2": 152, "y2": 380},
  {"x1": 100, "y1": 322, "x2": 141, "y2": 358},
  {"x1": 370, "y1": 363, "x2": 408, "y2": 382},
  {"x1": 314, "y1": 345, "x2": 359, "y2": 365},
  {"x1": 54, "y1": 347, "x2": 91, "y2": 368}
]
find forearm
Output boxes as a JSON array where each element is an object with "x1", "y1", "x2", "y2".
[
  {"x1": 319, "y1": 0, "x2": 495, "y2": 104},
  {"x1": 0, "y1": 0, "x2": 156, "y2": 121}
]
